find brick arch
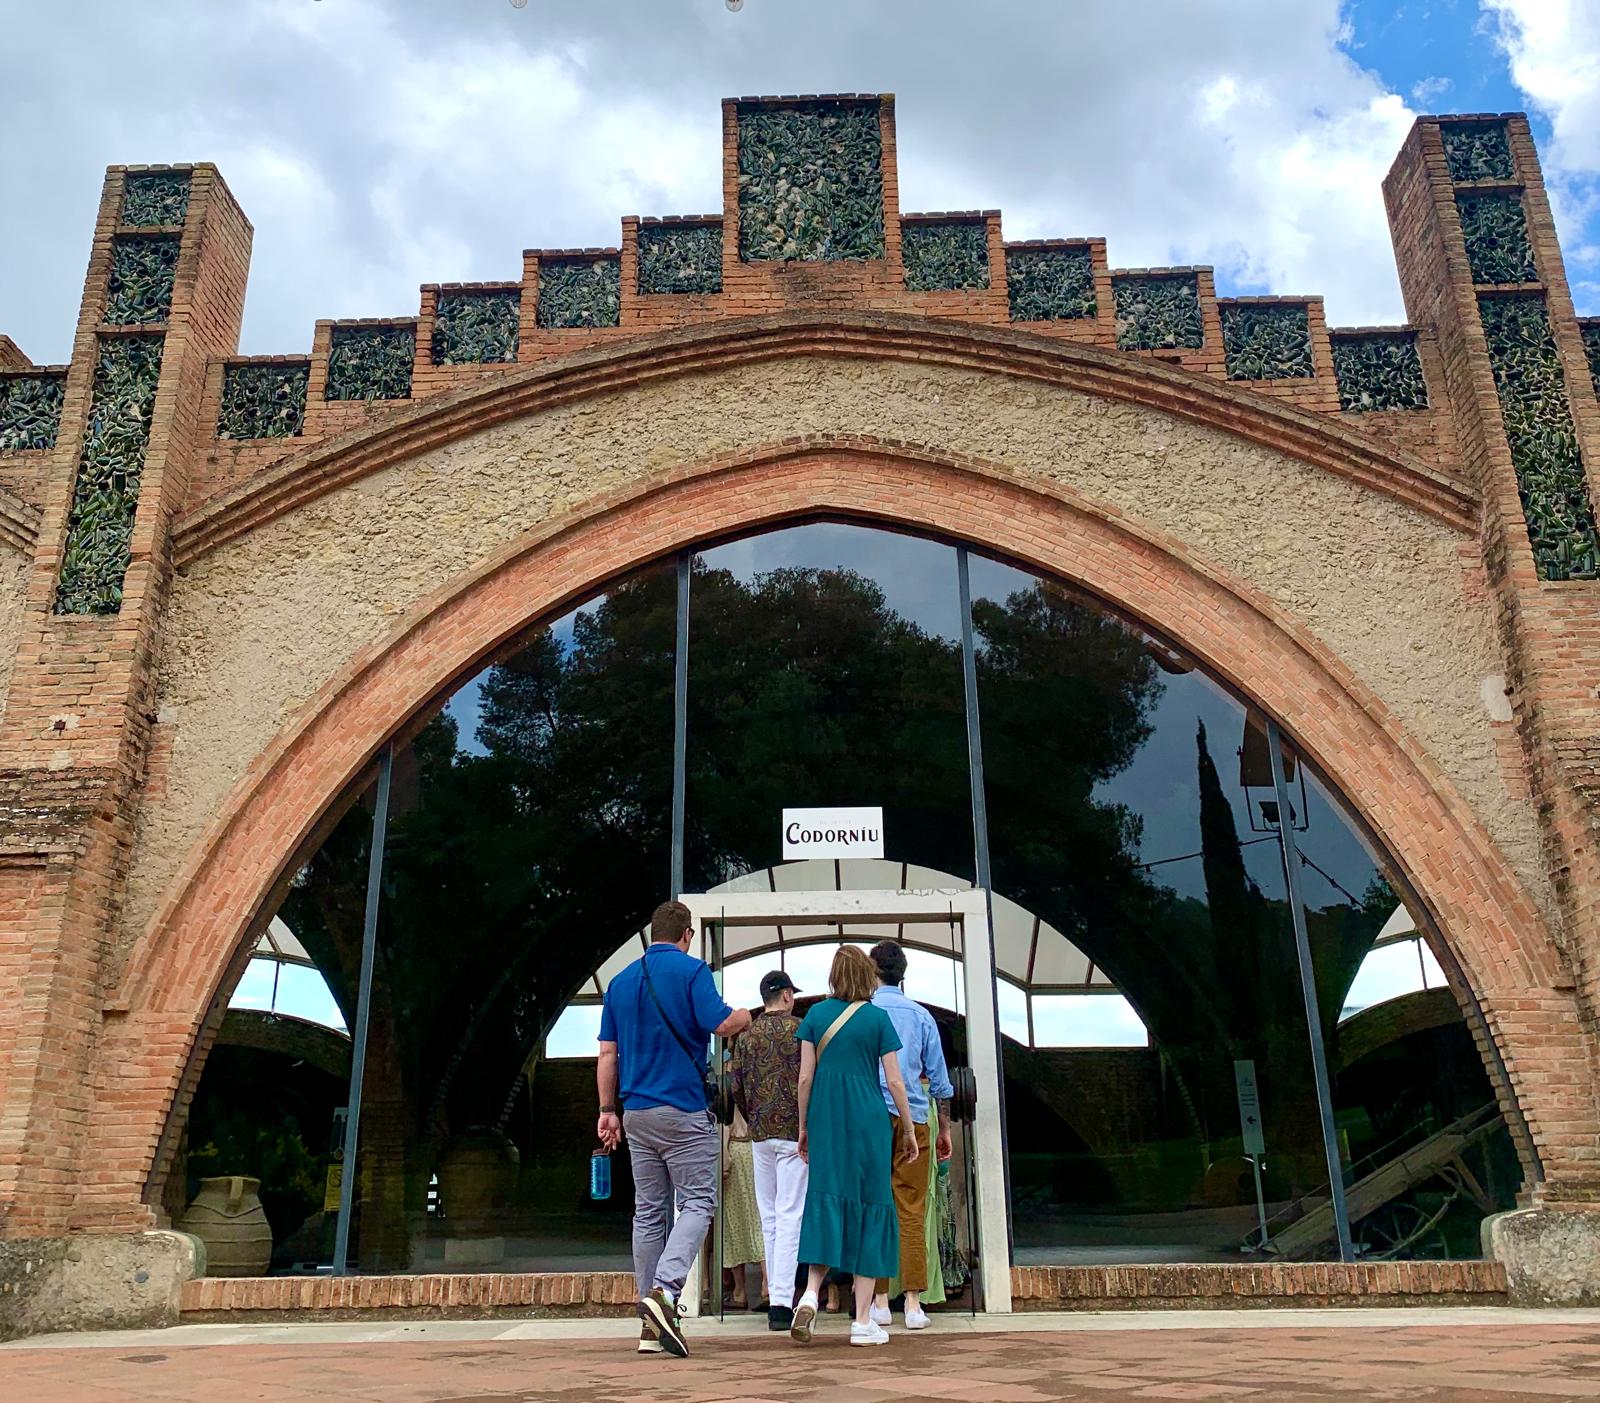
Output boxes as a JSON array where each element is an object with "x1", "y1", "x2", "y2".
[
  {"x1": 171, "y1": 311, "x2": 1476, "y2": 568},
  {"x1": 82, "y1": 441, "x2": 1587, "y2": 1230}
]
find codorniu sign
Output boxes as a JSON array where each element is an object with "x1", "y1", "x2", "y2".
[{"x1": 782, "y1": 807, "x2": 885, "y2": 860}]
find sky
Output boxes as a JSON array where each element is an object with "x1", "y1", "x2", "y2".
[{"x1": 4, "y1": 0, "x2": 1600, "y2": 367}]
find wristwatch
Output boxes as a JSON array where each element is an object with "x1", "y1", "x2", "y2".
[{"x1": 599, "y1": 1105, "x2": 618, "y2": 1114}]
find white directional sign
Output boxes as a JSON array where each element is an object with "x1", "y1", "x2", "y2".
[
  {"x1": 1234, "y1": 1059, "x2": 1266, "y2": 1156},
  {"x1": 782, "y1": 807, "x2": 884, "y2": 860}
]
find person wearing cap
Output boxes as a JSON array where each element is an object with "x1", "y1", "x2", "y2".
[{"x1": 730, "y1": 968, "x2": 807, "y2": 1331}]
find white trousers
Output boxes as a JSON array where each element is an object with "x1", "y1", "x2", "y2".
[{"x1": 751, "y1": 1137, "x2": 808, "y2": 1309}]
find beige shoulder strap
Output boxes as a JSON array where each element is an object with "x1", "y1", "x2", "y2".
[{"x1": 817, "y1": 1000, "x2": 866, "y2": 1060}]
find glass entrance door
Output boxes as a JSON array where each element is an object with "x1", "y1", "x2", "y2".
[{"x1": 680, "y1": 888, "x2": 1011, "y2": 1316}]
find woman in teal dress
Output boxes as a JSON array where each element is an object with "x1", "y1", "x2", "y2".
[{"x1": 791, "y1": 945, "x2": 919, "y2": 1347}]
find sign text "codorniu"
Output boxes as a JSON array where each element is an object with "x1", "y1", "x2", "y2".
[{"x1": 781, "y1": 806, "x2": 885, "y2": 860}]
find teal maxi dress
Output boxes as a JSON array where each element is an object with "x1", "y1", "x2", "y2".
[{"x1": 795, "y1": 998, "x2": 903, "y2": 1280}]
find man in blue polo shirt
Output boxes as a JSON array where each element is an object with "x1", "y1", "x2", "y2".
[{"x1": 597, "y1": 899, "x2": 750, "y2": 1359}]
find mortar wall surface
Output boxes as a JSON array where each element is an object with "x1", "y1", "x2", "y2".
[{"x1": 123, "y1": 353, "x2": 1544, "y2": 964}]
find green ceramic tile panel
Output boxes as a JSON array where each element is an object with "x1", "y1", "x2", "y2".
[
  {"x1": 1479, "y1": 293, "x2": 1600, "y2": 580},
  {"x1": 737, "y1": 100, "x2": 885, "y2": 262},
  {"x1": 217, "y1": 362, "x2": 309, "y2": 439},
  {"x1": 325, "y1": 325, "x2": 415, "y2": 400},
  {"x1": 903, "y1": 221, "x2": 989, "y2": 292},
  {"x1": 432, "y1": 291, "x2": 520, "y2": 364},
  {"x1": 55, "y1": 335, "x2": 164, "y2": 615},
  {"x1": 0, "y1": 373, "x2": 67, "y2": 452},
  {"x1": 637, "y1": 224, "x2": 723, "y2": 294},
  {"x1": 1005, "y1": 246, "x2": 1095, "y2": 321},
  {"x1": 1114, "y1": 274, "x2": 1204, "y2": 351},
  {"x1": 1221, "y1": 304, "x2": 1313, "y2": 380}
]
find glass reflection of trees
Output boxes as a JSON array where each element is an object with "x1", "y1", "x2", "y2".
[
  {"x1": 184, "y1": 522, "x2": 1515, "y2": 1273},
  {"x1": 684, "y1": 552, "x2": 972, "y2": 889}
]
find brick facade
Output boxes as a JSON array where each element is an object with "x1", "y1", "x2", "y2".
[{"x1": 0, "y1": 95, "x2": 1596, "y2": 1312}]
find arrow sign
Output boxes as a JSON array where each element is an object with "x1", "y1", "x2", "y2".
[{"x1": 1234, "y1": 1059, "x2": 1266, "y2": 1156}]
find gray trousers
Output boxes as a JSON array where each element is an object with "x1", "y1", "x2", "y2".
[{"x1": 623, "y1": 1104, "x2": 718, "y2": 1299}]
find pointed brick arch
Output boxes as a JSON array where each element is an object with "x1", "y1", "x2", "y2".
[{"x1": 80, "y1": 439, "x2": 1590, "y2": 1230}]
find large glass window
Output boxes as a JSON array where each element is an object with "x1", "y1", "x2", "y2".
[
  {"x1": 683, "y1": 523, "x2": 973, "y2": 892},
  {"x1": 970, "y1": 555, "x2": 1331, "y2": 1264},
  {"x1": 176, "y1": 521, "x2": 1522, "y2": 1279}
]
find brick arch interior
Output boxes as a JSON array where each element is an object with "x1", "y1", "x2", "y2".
[{"x1": 83, "y1": 446, "x2": 1590, "y2": 1231}]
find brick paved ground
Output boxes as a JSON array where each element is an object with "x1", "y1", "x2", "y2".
[{"x1": 8, "y1": 1316, "x2": 1600, "y2": 1401}]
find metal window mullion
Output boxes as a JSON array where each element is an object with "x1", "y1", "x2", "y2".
[
  {"x1": 957, "y1": 546, "x2": 1013, "y2": 1260},
  {"x1": 1266, "y1": 719, "x2": 1354, "y2": 1263},
  {"x1": 671, "y1": 553, "x2": 690, "y2": 898},
  {"x1": 332, "y1": 743, "x2": 394, "y2": 1277}
]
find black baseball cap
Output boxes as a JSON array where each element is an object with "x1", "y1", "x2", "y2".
[{"x1": 759, "y1": 970, "x2": 800, "y2": 1000}]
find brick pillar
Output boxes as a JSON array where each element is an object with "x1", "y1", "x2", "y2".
[
  {"x1": 1386, "y1": 116, "x2": 1600, "y2": 1204},
  {"x1": 0, "y1": 165, "x2": 251, "y2": 1236}
]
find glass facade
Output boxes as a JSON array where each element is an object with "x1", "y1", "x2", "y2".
[{"x1": 187, "y1": 521, "x2": 1522, "y2": 1280}]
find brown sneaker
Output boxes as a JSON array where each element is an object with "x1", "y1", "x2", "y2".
[
  {"x1": 642, "y1": 1287, "x2": 689, "y2": 1358},
  {"x1": 637, "y1": 1320, "x2": 663, "y2": 1355}
]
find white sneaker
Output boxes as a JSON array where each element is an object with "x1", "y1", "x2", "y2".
[
  {"x1": 790, "y1": 1292, "x2": 818, "y2": 1345},
  {"x1": 850, "y1": 1322, "x2": 891, "y2": 1346},
  {"x1": 870, "y1": 1304, "x2": 892, "y2": 1327},
  {"x1": 904, "y1": 1303, "x2": 930, "y2": 1330}
]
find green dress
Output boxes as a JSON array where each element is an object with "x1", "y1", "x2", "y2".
[{"x1": 796, "y1": 998, "x2": 903, "y2": 1279}]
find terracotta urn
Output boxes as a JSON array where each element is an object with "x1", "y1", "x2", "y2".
[
  {"x1": 437, "y1": 1127, "x2": 520, "y2": 1232},
  {"x1": 177, "y1": 1174, "x2": 273, "y2": 1277}
]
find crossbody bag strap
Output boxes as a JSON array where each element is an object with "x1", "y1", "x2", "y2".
[
  {"x1": 640, "y1": 952, "x2": 705, "y2": 1076},
  {"x1": 816, "y1": 1000, "x2": 866, "y2": 1060}
]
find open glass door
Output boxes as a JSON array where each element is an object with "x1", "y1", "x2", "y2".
[{"x1": 680, "y1": 887, "x2": 1011, "y2": 1318}]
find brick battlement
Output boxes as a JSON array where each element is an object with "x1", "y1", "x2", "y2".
[{"x1": 6, "y1": 92, "x2": 1488, "y2": 511}]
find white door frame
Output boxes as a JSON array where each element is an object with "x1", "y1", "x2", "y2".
[{"x1": 678, "y1": 887, "x2": 1012, "y2": 1315}]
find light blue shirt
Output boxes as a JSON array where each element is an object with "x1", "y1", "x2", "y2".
[{"x1": 872, "y1": 984, "x2": 954, "y2": 1124}]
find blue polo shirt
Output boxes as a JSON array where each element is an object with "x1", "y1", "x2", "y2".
[{"x1": 599, "y1": 943, "x2": 733, "y2": 1114}]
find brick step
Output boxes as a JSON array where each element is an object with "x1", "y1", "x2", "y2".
[
  {"x1": 181, "y1": 1261, "x2": 1508, "y2": 1321},
  {"x1": 1012, "y1": 1261, "x2": 1509, "y2": 1310}
]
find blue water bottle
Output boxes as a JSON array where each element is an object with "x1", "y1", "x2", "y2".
[{"x1": 590, "y1": 1147, "x2": 612, "y2": 1201}]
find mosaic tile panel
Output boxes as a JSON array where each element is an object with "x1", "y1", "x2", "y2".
[
  {"x1": 535, "y1": 258, "x2": 621, "y2": 329},
  {"x1": 55, "y1": 335, "x2": 164, "y2": 614},
  {"x1": 903, "y1": 221, "x2": 989, "y2": 293},
  {"x1": 105, "y1": 235, "x2": 180, "y2": 326},
  {"x1": 0, "y1": 373, "x2": 67, "y2": 452},
  {"x1": 1220, "y1": 304, "x2": 1313, "y2": 380},
  {"x1": 1114, "y1": 274, "x2": 1204, "y2": 351},
  {"x1": 217, "y1": 362, "x2": 309, "y2": 439},
  {"x1": 1441, "y1": 122, "x2": 1515, "y2": 183},
  {"x1": 637, "y1": 224, "x2": 723, "y2": 295},
  {"x1": 1005, "y1": 246, "x2": 1095, "y2": 322},
  {"x1": 1479, "y1": 293, "x2": 1600, "y2": 581},
  {"x1": 121, "y1": 171, "x2": 191, "y2": 227},
  {"x1": 737, "y1": 100, "x2": 885, "y2": 262},
  {"x1": 1457, "y1": 193, "x2": 1537, "y2": 285},
  {"x1": 1330, "y1": 334, "x2": 1429, "y2": 412},
  {"x1": 432, "y1": 291, "x2": 520, "y2": 365},
  {"x1": 325, "y1": 325, "x2": 415, "y2": 401}
]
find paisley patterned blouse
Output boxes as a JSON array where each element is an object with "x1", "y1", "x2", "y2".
[{"x1": 729, "y1": 1010, "x2": 802, "y2": 1142}]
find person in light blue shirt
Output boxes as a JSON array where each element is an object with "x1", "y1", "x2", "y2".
[{"x1": 867, "y1": 940, "x2": 954, "y2": 1330}]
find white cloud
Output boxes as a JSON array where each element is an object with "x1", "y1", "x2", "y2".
[
  {"x1": 0, "y1": 0, "x2": 1440, "y2": 361},
  {"x1": 1481, "y1": 0, "x2": 1600, "y2": 308},
  {"x1": 1410, "y1": 75, "x2": 1454, "y2": 107}
]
